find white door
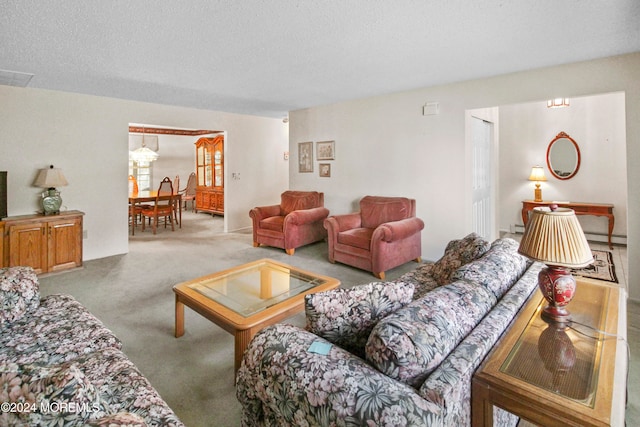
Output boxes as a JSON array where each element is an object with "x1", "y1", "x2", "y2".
[{"x1": 471, "y1": 117, "x2": 494, "y2": 240}]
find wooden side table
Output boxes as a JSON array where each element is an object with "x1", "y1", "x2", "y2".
[
  {"x1": 521, "y1": 200, "x2": 614, "y2": 249},
  {"x1": 472, "y1": 279, "x2": 627, "y2": 427}
]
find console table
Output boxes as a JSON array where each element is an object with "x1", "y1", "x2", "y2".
[
  {"x1": 521, "y1": 200, "x2": 614, "y2": 249},
  {"x1": 471, "y1": 279, "x2": 627, "y2": 427}
]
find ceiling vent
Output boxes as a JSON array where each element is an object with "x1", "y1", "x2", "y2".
[{"x1": 0, "y1": 69, "x2": 34, "y2": 87}]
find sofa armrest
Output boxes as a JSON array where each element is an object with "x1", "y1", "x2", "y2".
[
  {"x1": 249, "y1": 204, "x2": 282, "y2": 222},
  {"x1": 374, "y1": 217, "x2": 425, "y2": 242},
  {"x1": 0, "y1": 266, "x2": 40, "y2": 327},
  {"x1": 236, "y1": 323, "x2": 442, "y2": 426},
  {"x1": 324, "y1": 212, "x2": 362, "y2": 233},
  {"x1": 285, "y1": 206, "x2": 330, "y2": 226}
]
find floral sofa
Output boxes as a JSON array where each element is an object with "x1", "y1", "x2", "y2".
[
  {"x1": 236, "y1": 234, "x2": 543, "y2": 426},
  {"x1": 0, "y1": 266, "x2": 183, "y2": 427}
]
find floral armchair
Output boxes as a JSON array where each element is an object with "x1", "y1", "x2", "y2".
[
  {"x1": 249, "y1": 191, "x2": 330, "y2": 255},
  {"x1": 324, "y1": 196, "x2": 424, "y2": 279}
]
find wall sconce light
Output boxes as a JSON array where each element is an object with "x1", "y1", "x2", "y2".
[
  {"x1": 547, "y1": 98, "x2": 570, "y2": 108},
  {"x1": 528, "y1": 166, "x2": 547, "y2": 202},
  {"x1": 33, "y1": 165, "x2": 68, "y2": 215}
]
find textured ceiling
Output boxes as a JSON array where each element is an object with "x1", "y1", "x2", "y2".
[{"x1": 2, "y1": 0, "x2": 639, "y2": 118}]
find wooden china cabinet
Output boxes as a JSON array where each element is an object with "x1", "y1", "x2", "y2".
[{"x1": 195, "y1": 136, "x2": 224, "y2": 215}]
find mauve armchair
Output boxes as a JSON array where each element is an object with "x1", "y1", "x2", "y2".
[
  {"x1": 324, "y1": 196, "x2": 424, "y2": 279},
  {"x1": 249, "y1": 191, "x2": 329, "y2": 255}
]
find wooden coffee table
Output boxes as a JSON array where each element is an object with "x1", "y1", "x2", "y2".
[{"x1": 173, "y1": 258, "x2": 340, "y2": 371}]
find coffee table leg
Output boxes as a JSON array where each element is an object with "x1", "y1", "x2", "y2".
[
  {"x1": 175, "y1": 295, "x2": 185, "y2": 338},
  {"x1": 235, "y1": 328, "x2": 255, "y2": 372}
]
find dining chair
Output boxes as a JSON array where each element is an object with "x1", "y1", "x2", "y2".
[
  {"x1": 172, "y1": 175, "x2": 181, "y2": 224},
  {"x1": 179, "y1": 172, "x2": 196, "y2": 212},
  {"x1": 141, "y1": 177, "x2": 175, "y2": 234},
  {"x1": 128, "y1": 175, "x2": 151, "y2": 230}
]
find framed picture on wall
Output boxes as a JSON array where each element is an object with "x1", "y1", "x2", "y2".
[
  {"x1": 298, "y1": 141, "x2": 313, "y2": 172},
  {"x1": 319, "y1": 163, "x2": 331, "y2": 177},
  {"x1": 316, "y1": 140, "x2": 335, "y2": 160}
]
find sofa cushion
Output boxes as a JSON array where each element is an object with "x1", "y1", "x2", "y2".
[
  {"x1": 337, "y1": 227, "x2": 373, "y2": 250},
  {"x1": 365, "y1": 280, "x2": 497, "y2": 388},
  {"x1": 0, "y1": 362, "x2": 109, "y2": 425},
  {"x1": 280, "y1": 191, "x2": 322, "y2": 216},
  {"x1": 0, "y1": 266, "x2": 40, "y2": 327},
  {"x1": 0, "y1": 294, "x2": 122, "y2": 366},
  {"x1": 430, "y1": 233, "x2": 490, "y2": 285},
  {"x1": 360, "y1": 196, "x2": 412, "y2": 229},
  {"x1": 305, "y1": 281, "x2": 415, "y2": 358},
  {"x1": 451, "y1": 238, "x2": 529, "y2": 299},
  {"x1": 259, "y1": 215, "x2": 284, "y2": 232}
]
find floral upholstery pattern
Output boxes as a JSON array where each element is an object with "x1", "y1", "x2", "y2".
[
  {"x1": 365, "y1": 280, "x2": 497, "y2": 388},
  {"x1": 236, "y1": 323, "x2": 444, "y2": 427},
  {"x1": 0, "y1": 267, "x2": 39, "y2": 327},
  {"x1": 419, "y1": 263, "x2": 540, "y2": 426},
  {"x1": 391, "y1": 262, "x2": 440, "y2": 300},
  {"x1": 0, "y1": 361, "x2": 108, "y2": 426},
  {"x1": 451, "y1": 238, "x2": 528, "y2": 300},
  {"x1": 0, "y1": 267, "x2": 182, "y2": 427},
  {"x1": 305, "y1": 281, "x2": 414, "y2": 358},
  {"x1": 0, "y1": 294, "x2": 122, "y2": 366},
  {"x1": 430, "y1": 233, "x2": 491, "y2": 285},
  {"x1": 237, "y1": 237, "x2": 541, "y2": 427}
]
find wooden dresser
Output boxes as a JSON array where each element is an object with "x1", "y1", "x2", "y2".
[
  {"x1": 195, "y1": 136, "x2": 224, "y2": 215},
  {"x1": 1, "y1": 210, "x2": 84, "y2": 274}
]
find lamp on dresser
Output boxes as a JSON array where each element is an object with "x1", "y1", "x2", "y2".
[
  {"x1": 528, "y1": 165, "x2": 547, "y2": 202},
  {"x1": 518, "y1": 205, "x2": 593, "y2": 324},
  {"x1": 33, "y1": 165, "x2": 68, "y2": 215}
]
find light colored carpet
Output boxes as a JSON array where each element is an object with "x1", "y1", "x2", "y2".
[
  {"x1": 38, "y1": 211, "x2": 417, "y2": 426},
  {"x1": 38, "y1": 217, "x2": 636, "y2": 426}
]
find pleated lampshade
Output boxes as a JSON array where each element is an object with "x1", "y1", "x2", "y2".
[{"x1": 518, "y1": 207, "x2": 593, "y2": 268}]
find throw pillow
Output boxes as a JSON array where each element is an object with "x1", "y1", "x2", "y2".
[
  {"x1": 365, "y1": 280, "x2": 497, "y2": 388},
  {"x1": 430, "y1": 233, "x2": 490, "y2": 285},
  {"x1": 305, "y1": 281, "x2": 415, "y2": 359},
  {"x1": 451, "y1": 237, "x2": 529, "y2": 299},
  {"x1": 0, "y1": 362, "x2": 109, "y2": 425},
  {"x1": 0, "y1": 266, "x2": 40, "y2": 327}
]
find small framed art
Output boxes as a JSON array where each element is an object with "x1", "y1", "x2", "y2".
[
  {"x1": 316, "y1": 140, "x2": 335, "y2": 160},
  {"x1": 298, "y1": 141, "x2": 313, "y2": 172},
  {"x1": 319, "y1": 163, "x2": 331, "y2": 177}
]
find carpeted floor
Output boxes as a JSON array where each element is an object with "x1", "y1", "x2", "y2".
[
  {"x1": 37, "y1": 215, "x2": 635, "y2": 426},
  {"x1": 38, "y1": 211, "x2": 417, "y2": 426}
]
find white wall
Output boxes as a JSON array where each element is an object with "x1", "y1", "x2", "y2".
[
  {"x1": 0, "y1": 86, "x2": 288, "y2": 260},
  {"x1": 290, "y1": 52, "x2": 640, "y2": 300},
  {"x1": 499, "y1": 93, "x2": 627, "y2": 237}
]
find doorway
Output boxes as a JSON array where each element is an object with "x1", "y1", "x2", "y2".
[{"x1": 466, "y1": 108, "x2": 499, "y2": 241}]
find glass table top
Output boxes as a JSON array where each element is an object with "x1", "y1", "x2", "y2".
[
  {"x1": 500, "y1": 283, "x2": 611, "y2": 408},
  {"x1": 186, "y1": 259, "x2": 328, "y2": 317}
]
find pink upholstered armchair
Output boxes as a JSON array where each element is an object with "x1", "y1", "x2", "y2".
[
  {"x1": 250, "y1": 191, "x2": 330, "y2": 255},
  {"x1": 324, "y1": 196, "x2": 424, "y2": 279}
]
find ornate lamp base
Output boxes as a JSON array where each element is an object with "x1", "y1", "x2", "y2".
[
  {"x1": 538, "y1": 265, "x2": 576, "y2": 324},
  {"x1": 42, "y1": 188, "x2": 62, "y2": 215}
]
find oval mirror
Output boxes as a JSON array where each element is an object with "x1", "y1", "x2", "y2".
[{"x1": 546, "y1": 132, "x2": 581, "y2": 180}]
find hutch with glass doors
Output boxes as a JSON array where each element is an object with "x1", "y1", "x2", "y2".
[{"x1": 195, "y1": 135, "x2": 224, "y2": 215}]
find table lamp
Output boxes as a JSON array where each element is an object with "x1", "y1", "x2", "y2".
[
  {"x1": 33, "y1": 165, "x2": 68, "y2": 215},
  {"x1": 528, "y1": 166, "x2": 547, "y2": 202},
  {"x1": 518, "y1": 206, "x2": 593, "y2": 324}
]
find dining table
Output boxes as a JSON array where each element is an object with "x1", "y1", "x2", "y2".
[{"x1": 129, "y1": 190, "x2": 182, "y2": 235}]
